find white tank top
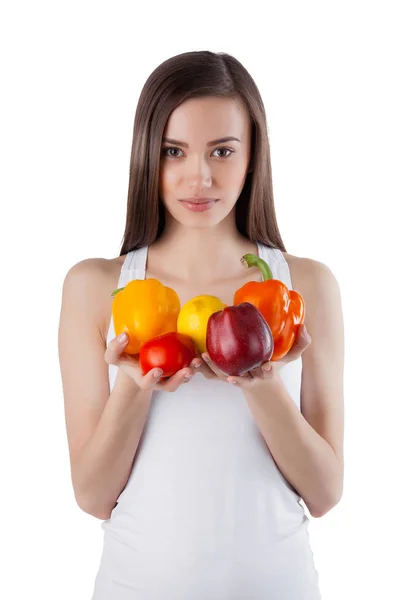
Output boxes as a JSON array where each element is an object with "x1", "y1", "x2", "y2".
[{"x1": 91, "y1": 242, "x2": 321, "y2": 599}]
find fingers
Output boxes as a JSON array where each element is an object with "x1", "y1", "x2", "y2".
[
  {"x1": 156, "y1": 366, "x2": 196, "y2": 392},
  {"x1": 199, "y1": 353, "x2": 252, "y2": 380},
  {"x1": 184, "y1": 356, "x2": 213, "y2": 379},
  {"x1": 104, "y1": 332, "x2": 131, "y2": 367},
  {"x1": 105, "y1": 334, "x2": 206, "y2": 392},
  {"x1": 155, "y1": 356, "x2": 203, "y2": 392},
  {"x1": 104, "y1": 334, "x2": 156, "y2": 391},
  {"x1": 251, "y1": 362, "x2": 274, "y2": 379},
  {"x1": 190, "y1": 357, "x2": 203, "y2": 371},
  {"x1": 140, "y1": 367, "x2": 165, "y2": 391},
  {"x1": 296, "y1": 323, "x2": 312, "y2": 349},
  {"x1": 201, "y1": 353, "x2": 230, "y2": 380},
  {"x1": 283, "y1": 324, "x2": 312, "y2": 364},
  {"x1": 105, "y1": 327, "x2": 311, "y2": 392}
]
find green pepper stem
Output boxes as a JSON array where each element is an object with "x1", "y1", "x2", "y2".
[
  {"x1": 241, "y1": 253, "x2": 273, "y2": 281},
  {"x1": 111, "y1": 286, "x2": 125, "y2": 297}
]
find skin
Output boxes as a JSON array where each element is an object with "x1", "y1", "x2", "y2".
[
  {"x1": 60, "y1": 95, "x2": 344, "y2": 517},
  {"x1": 107, "y1": 96, "x2": 344, "y2": 486},
  {"x1": 102, "y1": 95, "x2": 310, "y2": 382},
  {"x1": 153, "y1": 95, "x2": 254, "y2": 284}
]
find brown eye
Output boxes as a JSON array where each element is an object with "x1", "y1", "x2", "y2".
[
  {"x1": 162, "y1": 147, "x2": 182, "y2": 158},
  {"x1": 161, "y1": 147, "x2": 234, "y2": 159},
  {"x1": 213, "y1": 148, "x2": 234, "y2": 158}
]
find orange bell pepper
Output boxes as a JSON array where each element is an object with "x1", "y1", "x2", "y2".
[
  {"x1": 111, "y1": 279, "x2": 181, "y2": 355},
  {"x1": 233, "y1": 253, "x2": 305, "y2": 361}
]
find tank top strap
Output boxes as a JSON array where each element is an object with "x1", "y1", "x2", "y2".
[
  {"x1": 256, "y1": 242, "x2": 293, "y2": 291},
  {"x1": 119, "y1": 245, "x2": 149, "y2": 286},
  {"x1": 107, "y1": 246, "x2": 149, "y2": 348}
]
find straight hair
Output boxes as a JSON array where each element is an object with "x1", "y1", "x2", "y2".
[{"x1": 119, "y1": 50, "x2": 287, "y2": 256}]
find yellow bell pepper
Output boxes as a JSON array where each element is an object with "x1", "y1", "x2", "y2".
[
  {"x1": 177, "y1": 295, "x2": 226, "y2": 354},
  {"x1": 111, "y1": 279, "x2": 181, "y2": 355}
]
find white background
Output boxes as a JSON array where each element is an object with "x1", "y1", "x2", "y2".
[{"x1": 1, "y1": 1, "x2": 399, "y2": 598}]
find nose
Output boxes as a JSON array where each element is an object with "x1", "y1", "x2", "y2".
[{"x1": 186, "y1": 156, "x2": 213, "y2": 193}]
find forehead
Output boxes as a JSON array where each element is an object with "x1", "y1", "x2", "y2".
[{"x1": 164, "y1": 96, "x2": 250, "y2": 140}]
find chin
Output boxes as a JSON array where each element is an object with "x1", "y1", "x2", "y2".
[{"x1": 164, "y1": 200, "x2": 235, "y2": 228}]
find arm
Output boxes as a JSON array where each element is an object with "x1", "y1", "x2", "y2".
[
  {"x1": 72, "y1": 371, "x2": 152, "y2": 520},
  {"x1": 58, "y1": 259, "x2": 152, "y2": 520},
  {"x1": 245, "y1": 376, "x2": 342, "y2": 518},
  {"x1": 245, "y1": 258, "x2": 345, "y2": 518}
]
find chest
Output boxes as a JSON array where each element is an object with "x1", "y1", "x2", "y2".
[
  {"x1": 104, "y1": 252, "x2": 299, "y2": 342},
  {"x1": 144, "y1": 269, "x2": 265, "y2": 308}
]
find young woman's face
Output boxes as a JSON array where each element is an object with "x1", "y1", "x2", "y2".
[{"x1": 159, "y1": 96, "x2": 252, "y2": 229}]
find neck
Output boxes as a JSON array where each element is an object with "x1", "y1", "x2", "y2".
[{"x1": 149, "y1": 219, "x2": 257, "y2": 284}]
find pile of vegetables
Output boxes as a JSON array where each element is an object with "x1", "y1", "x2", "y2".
[{"x1": 111, "y1": 253, "x2": 305, "y2": 378}]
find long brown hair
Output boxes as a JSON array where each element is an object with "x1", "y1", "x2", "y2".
[{"x1": 119, "y1": 50, "x2": 287, "y2": 256}]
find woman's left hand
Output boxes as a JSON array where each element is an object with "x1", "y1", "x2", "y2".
[{"x1": 197, "y1": 323, "x2": 312, "y2": 390}]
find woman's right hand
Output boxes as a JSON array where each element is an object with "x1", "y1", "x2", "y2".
[{"x1": 104, "y1": 333, "x2": 202, "y2": 392}]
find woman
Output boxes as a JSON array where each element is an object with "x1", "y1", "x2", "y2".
[{"x1": 58, "y1": 50, "x2": 344, "y2": 599}]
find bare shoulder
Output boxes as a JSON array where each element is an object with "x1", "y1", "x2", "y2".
[
  {"x1": 62, "y1": 255, "x2": 125, "y2": 344},
  {"x1": 282, "y1": 251, "x2": 340, "y2": 300},
  {"x1": 282, "y1": 250, "x2": 344, "y2": 360}
]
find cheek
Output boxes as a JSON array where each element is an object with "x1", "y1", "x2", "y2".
[
  {"x1": 159, "y1": 167, "x2": 177, "y2": 194},
  {"x1": 221, "y1": 165, "x2": 249, "y2": 198},
  {"x1": 217, "y1": 160, "x2": 249, "y2": 190}
]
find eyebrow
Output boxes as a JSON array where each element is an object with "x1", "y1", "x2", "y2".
[{"x1": 162, "y1": 136, "x2": 241, "y2": 148}]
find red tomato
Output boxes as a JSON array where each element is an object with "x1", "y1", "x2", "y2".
[{"x1": 139, "y1": 332, "x2": 197, "y2": 378}]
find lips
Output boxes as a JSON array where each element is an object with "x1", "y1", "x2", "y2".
[
  {"x1": 179, "y1": 199, "x2": 218, "y2": 212},
  {"x1": 180, "y1": 198, "x2": 218, "y2": 204}
]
